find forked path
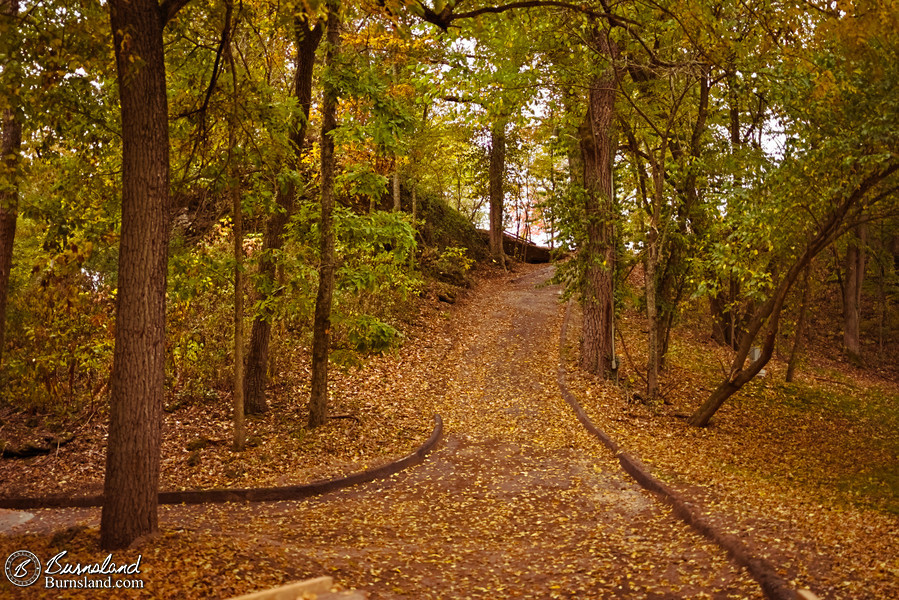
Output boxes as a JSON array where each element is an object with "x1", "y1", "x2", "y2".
[{"x1": 200, "y1": 265, "x2": 762, "y2": 599}]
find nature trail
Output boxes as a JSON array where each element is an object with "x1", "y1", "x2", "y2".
[
  {"x1": 1, "y1": 264, "x2": 765, "y2": 599},
  {"x1": 205, "y1": 264, "x2": 762, "y2": 599}
]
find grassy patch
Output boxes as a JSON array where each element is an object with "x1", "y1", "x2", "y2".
[
  {"x1": 730, "y1": 377, "x2": 899, "y2": 513},
  {"x1": 839, "y1": 463, "x2": 899, "y2": 515}
]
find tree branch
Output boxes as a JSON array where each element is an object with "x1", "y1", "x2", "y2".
[
  {"x1": 417, "y1": 0, "x2": 636, "y2": 30},
  {"x1": 442, "y1": 95, "x2": 482, "y2": 105},
  {"x1": 160, "y1": 0, "x2": 192, "y2": 26}
]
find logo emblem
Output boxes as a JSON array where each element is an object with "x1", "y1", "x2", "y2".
[{"x1": 5, "y1": 550, "x2": 41, "y2": 587}]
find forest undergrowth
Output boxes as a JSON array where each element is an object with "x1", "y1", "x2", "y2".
[{"x1": 0, "y1": 286, "x2": 453, "y2": 499}]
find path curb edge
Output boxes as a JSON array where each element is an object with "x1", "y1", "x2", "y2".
[
  {"x1": 0, "y1": 414, "x2": 443, "y2": 510},
  {"x1": 557, "y1": 299, "x2": 799, "y2": 600}
]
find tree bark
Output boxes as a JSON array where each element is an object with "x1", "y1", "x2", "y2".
[
  {"x1": 785, "y1": 265, "x2": 811, "y2": 383},
  {"x1": 709, "y1": 292, "x2": 730, "y2": 346},
  {"x1": 308, "y1": 2, "x2": 339, "y2": 429},
  {"x1": 579, "y1": 30, "x2": 618, "y2": 376},
  {"x1": 643, "y1": 135, "x2": 669, "y2": 401},
  {"x1": 101, "y1": 0, "x2": 177, "y2": 550},
  {"x1": 842, "y1": 224, "x2": 866, "y2": 364},
  {"x1": 393, "y1": 167, "x2": 401, "y2": 211},
  {"x1": 708, "y1": 69, "x2": 745, "y2": 350},
  {"x1": 645, "y1": 239, "x2": 659, "y2": 397},
  {"x1": 243, "y1": 15, "x2": 322, "y2": 415},
  {"x1": 224, "y1": 0, "x2": 245, "y2": 451},
  {"x1": 489, "y1": 120, "x2": 506, "y2": 266},
  {"x1": 0, "y1": 0, "x2": 21, "y2": 372}
]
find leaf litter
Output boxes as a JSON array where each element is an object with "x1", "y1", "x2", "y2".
[
  {"x1": 3, "y1": 262, "x2": 886, "y2": 598},
  {"x1": 563, "y1": 291, "x2": 899, "y2": 600}
]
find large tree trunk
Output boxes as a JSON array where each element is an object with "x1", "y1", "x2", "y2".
[
  {"x1": 243, "y1": 16, "x2": 322, "y2": 415},
  {"x1": 579, "y1": 30, "x2": 618, "y2": 376},
  {"x1": 308, "y1": 3, "x2": 339, "y2": 429},
  {"x1": 101, "y1": 0, "x2": 175, "y2": 550},
  {"x1": 842, "y1": 224, "x2": 866, "y2": 364},
  {"x1": 488, "y1": 120, "x2": 506, "y2": 266},
  {"x1": 0, "y1": 0, "x2": 21, "y2": 373}
]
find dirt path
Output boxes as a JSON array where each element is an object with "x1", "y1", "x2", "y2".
[
  {"x1": 4, "y1": 265, "x2": 764, "y2": 598},
  {"x1": 220, "y1": 265, "x2": 762, "y2": 599}
]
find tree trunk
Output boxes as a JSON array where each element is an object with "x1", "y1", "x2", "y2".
[
  {"x1": 225, "y1": 0, "x2": 245, "y2": 451},
  {"x1": 709, "y1": 292, "x2": 730, "y2": 345},
  {"x1": 308, "y1": 3, "x2": 339, "y2": 429},
  {"x1": 231, "y1": 174, "x2": 245, "y2": 450},
  {"x1": 643, "y1": 138, "x2": 668, "y2": 401},
  {"x1": 645, "y1": 241, "x2": 660, "y2": 398},
  {"x1": 707, "y1": 70, "x2": 745, "y2": 350},
  {"x1": 392, "y1": 62, "x2": 401, "y2": 212},
  {"x1": 393, "y1": 167, "x2": 401, "y2": 211},
  {"x1": 243, "y1": 15, "x2": 322, "y2": 414},
  {"x1": 0, "y1": 0, "x2": 21, "y2": 372},
  {"x1": 661, "y1": 69, "x2": 707, "y2": 363},
  {"x1": 489, "y1": 120, "x2": 506, "y2": 267},
  {"x1": 843, "y1": 224, "x2": 866, "y2": 364},
  {"x1": 876, "y1": 224, "x2": 888, "y2": 349},
  {"x1": 691, "y1": 269, "x2": 801, "y2": 426},
  {"x1": 101, "y1": 0, "x2": 175, "y2": 550},
  {"x1": 578, "y1": 30, "x2": 618, "y2": 376},
  {"x1": 709, "y1": 278, "x2": 746, "y2": 349},
  {"x1": 785, "y1": 265, "x2": 811, "y2": 383}
]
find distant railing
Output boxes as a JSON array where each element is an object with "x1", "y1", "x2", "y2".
[{"x1": 477, "y1": 229, "x2": 552, "y2": 264}]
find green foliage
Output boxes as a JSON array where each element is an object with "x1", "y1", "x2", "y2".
[
  {"x1": 345, "y1": 314, "x2": 403, "y2": 354},
  {"x1": 0, "y1": 0, "x2": 119, "y2": 417},
  {"x1": 415, "y1": 191, "x2": 488, "y2": 261},
  {"x1": 336, "y1": 163, "x2": 388, "y2": 204},
  {"x1": 166, "y1": 222, "x2": 236, "y2": 400},
  {"x1": 4, "y1": 0, "x2": 896, "y2": 427},
  {"x1": 434, "y1": 245, "x2": 474, "y2": 276},
  {"x1": 163, "y1": 205, "x2": 417, "y2": 396},
  {"x1": 3, "y1": 235, "x2": 114, "y2": 415},
  {"x1": 331, "y1": 208, "x2": 421, "y2": 331},
  {"x1": 551, "y1": 179, "x2": 627, "y2": 310},
  {"x1": 287, "y1": 204, "x2": 421, "y2": 365},
  {"x1": 549, "y1": 182, "x2": 587, "y2": 298},
  {"x1": 420, "y1": 244, "x2": 475, "y2": 287}
]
